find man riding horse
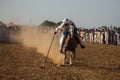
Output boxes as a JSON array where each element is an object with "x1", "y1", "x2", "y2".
[{"x1": 54, "y1": 18, "x2": 85, "y2": 55}]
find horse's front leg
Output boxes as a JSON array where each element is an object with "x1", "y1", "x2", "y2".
[
  {"x1": 69, "y1": 52, "x2": 72, "y2": 65},
  {"x1": 69, "y1": 57, "x2": 72, "y2": 65},
  {"x1": 64, "y1": 48, "x2": 67, "y2": 59},
  {"x1": 63, "y1": 48, "x2": 68, "y2": 65}
]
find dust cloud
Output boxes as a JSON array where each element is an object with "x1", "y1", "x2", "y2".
[{"x1": 11, "y1": 26, "x2": 65, "y2": 65}]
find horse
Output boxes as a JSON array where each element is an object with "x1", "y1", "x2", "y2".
[{"x1": 63, "y1": 26, "x2": 78, "y2": 66}]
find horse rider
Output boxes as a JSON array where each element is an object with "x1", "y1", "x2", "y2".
[{"x1": 54, "y1": 18, "x2": 85, "y2": 53}]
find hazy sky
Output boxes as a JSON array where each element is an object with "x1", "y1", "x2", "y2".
[{"x1": 0, "y1": 0, "x2": 120, "y2": 28}]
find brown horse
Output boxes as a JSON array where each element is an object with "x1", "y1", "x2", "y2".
[{"x1": 63, "y1": 32, "x2": 78, "y2": 65}]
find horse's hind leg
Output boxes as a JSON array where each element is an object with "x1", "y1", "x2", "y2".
[{"x1": 69, "y1": 52, "x2": 72, "y2": 65}]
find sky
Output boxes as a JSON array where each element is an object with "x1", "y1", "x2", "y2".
[{"x1": 0, "y1": 0, "x2": 120, "y2": 28}]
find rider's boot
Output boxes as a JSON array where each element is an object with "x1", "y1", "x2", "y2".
[
  {"x1": 60, "y1": 49, "x2": 63, "y2": 53},
  {"x1": 80, "y1": 44, "x2": 85, "y2": 48},
  {"x1": 75, "y1": 34, "x2": 85, "y2": 49}
]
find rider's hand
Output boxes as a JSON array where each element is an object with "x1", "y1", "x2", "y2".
[{"x1": 54, "y1": 31, "x2": 57, "y2": 34}]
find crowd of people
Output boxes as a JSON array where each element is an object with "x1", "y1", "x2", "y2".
[
  {"x1": 0, "y1": 21, "x2": 120, "y2": 46},
  {"x1": 79, "y1": 27, "x2": 120, "y2": 45}
]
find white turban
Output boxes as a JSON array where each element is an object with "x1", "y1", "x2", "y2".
[{"x1": 62, "y1": 18, "x2": 73, "y2": 24}]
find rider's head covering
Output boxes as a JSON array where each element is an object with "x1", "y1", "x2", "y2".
[{"x1": 62, "y1": 18, "x2": 72, "y2": 24}]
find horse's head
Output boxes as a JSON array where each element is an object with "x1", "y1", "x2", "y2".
[{"x1": 69, "y1": 25, "x2": 75, "y2": 38}]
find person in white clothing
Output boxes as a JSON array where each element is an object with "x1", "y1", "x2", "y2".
[{"x1": 54, "y1": 18, "x2": 85, "y2": 53}]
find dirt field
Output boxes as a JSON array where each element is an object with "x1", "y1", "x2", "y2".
[{"x1": 0, "y1": 42, "x2": 120, "y2": 80}]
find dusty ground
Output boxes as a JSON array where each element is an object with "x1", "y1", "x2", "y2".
[{"x1": 0, "y1": 42, "x2": 120, "y2": 80}]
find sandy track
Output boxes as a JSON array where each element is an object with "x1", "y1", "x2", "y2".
[{"x1": 0, "y1": 42, "x2": 120, "y2": 80}]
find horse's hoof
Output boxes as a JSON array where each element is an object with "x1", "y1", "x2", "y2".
[
  {"x1": 64, "y1": 64, "x2": 72, "y2": 67},
  {"x1": 57, "y1": 64, "x2": 61, "y2": 66},
  {"x1": 70, "y1": 64, "x2": 73, "y2": 66},
  {"x1": 60, "y1": 64, "x2": 65, "y2": 67}
]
